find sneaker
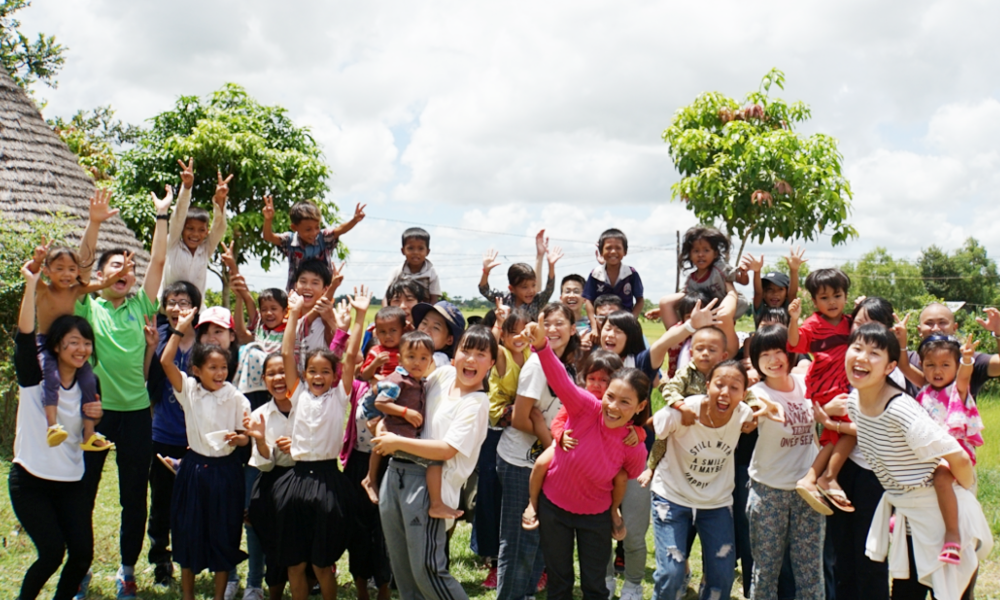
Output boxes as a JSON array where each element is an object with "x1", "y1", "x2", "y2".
[
  {"x1": 153, "y1": 562, "x2": 174, "y2": 587},
  {"x1": 619, "y1": 581, "x2": 643, "y2": 600},
  {"x1": 482, "y1": 566, "x2": 498, "y2": 589},
  {"x1": 224, "y1": 581, "x2": 239, "y2": 600},
  {"x1": 242, "y1": 587, "x2": 264, "y2": 600},
  {"x1": 536, "y1": 572, "x2": 547, "y2": 593},
  {"x1": 115, "y1": 568, "x2": 137, "y2": 600},
  {"x1": 74, "y1": 569, "x2": 93, "y2": 600},
  {"x1": 606, "y1": 576, "x2": 617, "y2": 597}
]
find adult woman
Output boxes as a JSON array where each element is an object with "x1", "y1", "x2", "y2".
[
  {"x1": 650, "y1": 361, "x2": 775, "y2": 600},
  {"x1": 11, "y1": 263, "x2": 101, "y2": 600},
  {"x1": 495, "y1": 303, "x2": 578, "y2": 600},
  {"x1": 846, "y1": 324, "x2": 992, "y2": 600},
  {"x1": 523, "y1": 318, "x2": 649, "y2": 599},
  {"x1": 373, "y1": 326, "x2": 496, "y2": 600}
]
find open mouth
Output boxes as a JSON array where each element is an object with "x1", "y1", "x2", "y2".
[
  {"x1": 604, "y1": 408, "x2": 622, "y2": 424},
  {"x1": 461, "y1": 365, "x2": 478, "y2": 379},
  {"x1": 849, "y1": 365, "x2": 870, "y2": 381}
]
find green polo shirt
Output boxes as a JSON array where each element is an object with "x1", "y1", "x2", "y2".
[{"x1": 74, "y1": 290, "x2": 158, "y2": 411}]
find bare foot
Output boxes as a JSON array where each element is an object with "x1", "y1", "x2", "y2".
[
  {"x1": 944, "y1": 528, "x2": 961, "y2": 547},
  {"x1": 361, "y1": 475, "x2": 380, "y2": 505},
  {"x1": 428, "y1": 501, "x2": 464, "y2": 520},
  {"x1": 612, "y1": 511, "x2": 627, "y2": 541},
  {"x1": 796, "y1": 476, "x2": 817, "y2": 494}
]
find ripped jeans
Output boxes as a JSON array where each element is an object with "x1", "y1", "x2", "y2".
[{"x1": 651, "y1": 493, "x2": 735, "y2": 600}]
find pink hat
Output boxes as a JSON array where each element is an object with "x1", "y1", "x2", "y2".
[{"x1": 197, "y1": 306, "x2": 234, "y2": 330}]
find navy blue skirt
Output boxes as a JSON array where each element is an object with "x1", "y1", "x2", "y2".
[
  {"x1": 247, "y1": 464, "x2": 291, "y2": 554},
  {"x1": 272, "y1": 459, "x2": 358, "y2": 568},
  {"x1": 170, "y1": 450, "x2": 248, "y2": 573}
]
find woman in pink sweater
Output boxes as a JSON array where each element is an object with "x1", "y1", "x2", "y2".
[{"x1": 522, "y1": 319, "x2": 649, "y2": 600}]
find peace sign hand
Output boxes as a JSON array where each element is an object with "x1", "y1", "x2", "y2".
[
  {"x1": 176, "y1": 158, "x2": 194, "y2": 189},
  {"x1": 351, "y1": 203, "x2": 367, "y2": 223},
  {"x1": 143, "y1": 315, "x2": 160, "y2": 348},
  {"x1": 891, "y1": 312, "x2": 910, "y2": 353},
  {"x1": 960, "y1": 333, "x2": 980, "y2": 362},
  {"x1": 219, "y1": 240, "x2": 237, "y2": 273},
  {"x1": 150, "y1": 185, "x2": 173, "y2": 215},
  {"x1": 262, "y1": 195, "x2": 275, "y2": 221},
  {"x1": 213, "y1": 172, "x2": 234, "y2": 209}
]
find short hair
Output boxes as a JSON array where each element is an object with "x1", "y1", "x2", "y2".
[
  {"x1": 45, "y1": 315, "x2": 98, "y2": 366},
  {"x1": 161, "y1": 280, "x2": 202, "y2": 313},
  {"x1": 507, "y1": 263, "x2": 536, "y2": 287},
  {"x1": 561, "y1": 273, "x2": 586, "y2": 291},
  {"x1": 293, "y1": 259, "x2": 332, "y2": 287},
  {"x1": 680, "y1": 226, "x2": 729, "y2": 269},
  {"x1": 852, "y1": 296, "x2": 894, "y2": 329},
  {"x1": 289, "y1": 201, "x2": 323, "y2": 225},
  {"x1": 400, "y1": 330, "x2": 435, "y2": 355},
  {"x1": 757, "y1": 306, "x2": 790, "y2": 327},
  {"x1": 708, "y1": 359, "x2": 748, "y2": 390},
  {"x1": 97, "y1": 247, "x2": 131, "y2": 272},
  {"x1": 185, "y1": 207, "x2": 210, "y2": 225},
  {"x1": 805, "y1": 268, "x2": 851, "y2": 296},
  {"x1": 849, "y1": 323, "x2": 902, "y2": 366},
  {"x1": 692, "y1": 326, "x2": 727, "y2": 348},
  {"x1": 610, "y1": 367, "x2": 651, "y2": 426},
  {"x1": 594, "y1": 294, "x2": 624, "y2": 311},
  {"x1": 677, "y1": 291, "x2": 715, "y2": 319},
  {"x1": 601, "y1": 310, "x2": 646, "y2": 358},
  {"x1": 258, "y1": 288, "x2": 288, "y2": 311},
  {"x1": 598, "y1": 228, "x2": 628, "y2": 254},
  {"x1": 577, "y1": 350, "x2": 624, "y2": 383},
  {"x1": 749, "y1": 324, "x2": 791, "y2": 375},
  {"x1": 386, "y1": 278, "x2": 429, "y2": 304},
  {"x1": 918, "y1": 335, "x2": 961, "y2": 363},
  {"x1": 192, "y1": 343, "x2": 230, "y2": 369},
  {"x1": 401, "y1": 227, "x2": 430, "y2": 247},
  {"x1": 375, "y1": 306, "x2": 407, "y2": 329}
]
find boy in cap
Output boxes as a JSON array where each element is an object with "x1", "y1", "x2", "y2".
[
  {"x1": 411, "y1": 301, "x2": 467, "y2": 368},
  {"x1": 744, "y1": 247, "x2": 805, "y2": 327}
]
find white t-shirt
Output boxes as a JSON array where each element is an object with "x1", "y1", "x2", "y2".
[
  {"x1": 384, "y1": 259, "x2": 441, "y2": 297},
  {"x1": 14, "y1": 380, "x2": 84, "y2": 481},
  {"x1": 421, "y1": 367, "x2": 490, "y2": 515},
  {"x1": 157, "y1": 185, "x2": 226, "y2": 304},
  {"x1": 496, "y1": 353, "x2": 564, "y2": 468},
  {"x1": 177, "y1": 376, "x2": 251, "y2": 458},
  {"x1": 248, "y1": 399, "x2": 295, "y2": 471},
  {"x1": 749, "y1": 375, "x2": 818, "y2": 490},
  {"x1": 288, "y1": 382, "x2": 349, "y2": 462},
  {"x1": 433, "y1": 352, "x2": 451, "y2": 369},
  {"x1": 651, "y1": 395, "x2": 752, "y2": 509}
]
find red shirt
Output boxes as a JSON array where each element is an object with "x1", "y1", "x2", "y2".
[
  {"x1": 787, "y1": 312, "x2": 852, "y2": 405},
  {"x1": 361, "y1": 345, "x2": 400, "y2": 378}
]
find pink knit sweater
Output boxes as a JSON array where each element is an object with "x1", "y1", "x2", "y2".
[{"x1": 536, "y1": 344, "x2": 646, "y2": 515}]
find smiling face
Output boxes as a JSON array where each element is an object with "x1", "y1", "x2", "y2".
[
  {"x1": 501, "y1": 319, "x2": 528, "y2": 355},
  {"x1": 918, "y1": 304, "x2": 958, "y2": 339},
  {"x1": 294, "y1": 271, "x2": 326, "y2": 309},
  {"x1": 97, "y1": 253, "x2": 136, "y2": 299},
  {"x1": 845, "y1": 338, "x2": 897, "y2": 391},
  {"x1": 812, "y1": 286, "x2": 846, "y2": 322},
  {"x1": 55, "y1": 328, "x2": 93, "y2": 371},
  {"x1": 689, "y1": 238, "x2": 718, "y2": 273},
  {"x1": 263, "y1": 356, "x2": 287, "y2": 399},
  {"x1": 601, "y1": 379, "x2": 645, "y2": 429},
  {"x1": 399, "y1": 342, "x2": 433, "y2": 379},
  {"x1": 417, "y1": 311, "x2": 453, "y2": 352},
  {"x1": 454, "y1": 343, "x2": 494, "y2": 391},
  {"x1": 560, "y1": 280, "x2": 584, "y2": 316},
  {"x1": 200, "y1": 323, "x2": 235, "y2": 350},
  {"x1": 291, "y1": 218, "x2": 321, "y2": 246},
  {"x1": 921, "y1": 347, "x2": 959, "y2": 390},
  {"x1": 705, "y1": 366, "x2": 745, "y2": 419},
  {"x1": 193, "y1": 351, "x2": 229, "y2": 392},
  {"x1": 259, "y1": 298, "x2": 285, "y2": 330},
  {"x1": 304, "y1": 353, "x2": 338, "y2": 396},
  {"x1": 375, "y1": 316, "x2": 404, "y2": 350},
  {"x1": 762, "y1": 281, "x2": 787, "y2": 308},
  {"x1": 401, "y1": 238, "x2": 429, "y2": 271},
  {"x1": 43, "y1": 254, "x2": 80, "y2": 290},
  {"x1": 164, "y1": 293, "x2": 193, "y2": 328},
  {"x1": 389, "y1": 289, "x2": 419, "y2": 322},
  {"x1": 510, "y1": 279, "x2": 538, "y2": 306},
  {"x1": 584, "y1": 368, "x2": 612, "y2": 398},
  {"x1": 600, "y1": 321, "x2": 628, "y2": 355},
  {"x1": 542, "y1": 309, "x2": 574, "y2": 354},
  {"x1": 182, "y1": 218, "x2": 209, "y2": 252},
  {"x1": 690, "y1": 329, "x2": 728, "y2": 376},
  {"x1": 756, "y1": 348, "x2": 790, "y2": 379},
  {"x1": 601, "y1": 238, "x2": 626, "y2": 267}
]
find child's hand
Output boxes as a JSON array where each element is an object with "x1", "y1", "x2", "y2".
[
  {"x1": 262, "y1": 195, "x2": 275, "y2": 221},
  {"x1": 402, "y1": 408, "x2": 423, "y2": 429},
  {"x1": 788, "y1": 298, "x2": 802, "y2": 321},
  {"x1": 225, "y1": 432, "x2": 248, "y2": 447},
  {"x1": 623, "y1": 425, "x2": 639, "y2": 447},
  {"x1": 107, "y1": 252, "x2": 135, "y2": 284},
  {"x1": 644, "y1": 307, "x2": 661, "y2": 321},
  {"x1": 960, "y1": 333, "x2": 980, "y2": 363},
  {"x1": 350, "y1": 203, "x2": 367, "y2": 223},
  {"x1": 560, "y1": 429, "x2": 579, "y2": 451},
  {"x1": 753, "y1": 394, "x2": 785, "y2": 424},
  {"x1": 482, "y1": 249, "x2": 501, "y2": 273},
  {"x1": 547, "y1": 245, "x2": 564, "y2": 267},
  {"x1": 349, "y1": 285, "x2": 373, "y2": 314},
  {"x1": 521, "y1": 318, "x2": 547, "y2": 350},
  {"x1": 676, "y1": 404, "x2": 697, "y2": 426},
  {"x1": 213, "y1": 172, "x2": 234, "y2": 209},
  {"x1": 176, "y1": 307, "x2": 197, "y2": 332},
  {"x1": 741, "y1": 419, "x2": 758, "y2": 434},
  {"x1": 275, "y1": 436, "x2": 292, "y2": 454},
  {"x1": 594, "y1": 247, "x2": 605, "y2": 265},
  {"x1": 494, "y1": 297, "x2": 510, "y2": 324},
  {"x1": 372, "y1": 351, "x2": 391, "y2": 369},
  {"x1": 976, "y1": 307, "x2": 1000, "y2": 338},
  {"x1": 91, "y1": 188, "x2": 122, "y2": 222},
  {"x1": 31, "y1": 235, "x2": 51, "y2": 268},
  {"x1": 891, "y1": 312, "x2": 910, "y2": 354},
  {"x1": 287, "y1": 291, "x2": 305, "y2": 315},
  {"x1": 812, "y1": 403, "x2": 836, "y2": 430},
  {"x1": 689, "y1": 298, "x2": 722, "y2": 330},
  {"x1": 219, "y1": 240, "x2": 238, "y2": 273},
  {"x1": 177, "y1": 157, "x2": 194, "y2": 189},
  {"x1": 21, "y1": 260, "x2": 41, "y2": 284},
  {"x1": 230, "y1": 273, "x2": 249, "y2": 296},
  {"x1": 637, "y1": 468, "x2": 653, "y2": 488},
  {"x1": 787, "y1": 246, "x2": 807, "y2": 272},
  {"x1": 149, "y1": 185, "x2": 172, "y2": 216},
  {"x1": 744, "y1": 253, "x2": 765, "y2": 274},
  {"x1": 315, "y1": 297, "x2": 335, "y2": 325},
  {"x1": 330, "y1": 261, "x2": 346, "y2": 292},
  {"x1": 143, "y1": 315, "x2": 160, "y2": 348},
  {"x1": 333, "y1": 299, "x2": 351, "y2": 331},
  {"x1": 366, "y1": 416, "x2": 382, "y2": 437},
  {"x1": 535, "y1": 229, "x2": 548, "y2": 257},
  {"x1": 244, "y1": 413, "x2": 266, "y2": 441}
]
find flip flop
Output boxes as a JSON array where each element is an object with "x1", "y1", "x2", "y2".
[
  {"x1": 80, "y1": 433, "x2": 114, "y2": 452},
  {"x1": 157, "y1": 453, "x2": 180, "y2": 476},
  {"x1": 939, "y1": 542, "x2": 962, "y2": 565},
  {"x1": 817, "y1": 486, "x2": 855, "y2": 513},
  {"x1": 795, "y1": 485, "x2": 833, "y2": 516},
  {"x1": 522, "y1": 503, "x2": 539, "y2": 531},
  {"x1": 47, "y1": 424, "x2": 68, "y2": 447}
]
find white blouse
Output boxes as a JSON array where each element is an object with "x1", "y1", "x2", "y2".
[
  {"x1": 177, "y1": 375, "x2": 251, "y2": 458},
  {"x1": 288, "y1": 382, "x2": 349, "y2": 462},
  {"x1": 248, "y1": 399, "x2": 295, "y2": 471}
]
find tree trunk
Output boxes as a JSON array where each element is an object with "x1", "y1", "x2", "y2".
[{"x1": 735, "y1": 231, "x2": 751, "y2": 264}]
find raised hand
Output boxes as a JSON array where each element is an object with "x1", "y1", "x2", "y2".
[
  {"x1": 787, "y1": 246, "x2": 808, "y2": 272},
  {"x1": 522, "y1": 317, "x2": 547, "y2": 350},
  {"x1": 494, "y1": 297, "x2": 510, "y2": 324},
  {"x1": 891, "y1": 312, "x2": 910, "y2": 352},
  {"x1": 219, "y1": 240, "x2": 238, "y2": 273},
  {"x1": 535, "y1": 229, "x2": 549, "y2": 257},
  {"x1": 150, "y1": 185, "x2": 173, "y2": 215},
  {"x1": 547, "y1": 245, "x2": 564, "y2": 267},
  {"x1": 744, "y1": 253, "x2": 765, "y2": 274},
  {"x1": 107, "y1": 252, "x2": 135, "y2": 283},
  {"x1": 788, "y1": 298, "x2": 802, "y2": 321},
  {"x1": 230, "y1": 273, "x2": 249, "y2": 295},
  {"x1": 960, "y1": 333, "x2": 980, "y2": 363},
  {"x1": 594, "y1": 247, "x2": 606, "y2": 265},
  {"x1": 143, "y1": 315, "x2": 160, "y2": 348},
  {"x1": 176, "y1": 307, "x2": 197, "y2": 332},
  {"x1": 287, "y1": 291, "x2": 305, "y2": 315},
  {"x1": 32, "y1": 235, "x2": 51, "y2": 266},
  {"x1": 262, "y1": 195, "x2": 275, "y2": 221},
  {"x1": 333, "y1": 299, "x2": 351, "y2": 331},
  {"x1": 349, "y1": 285, "x2": 373, "y2": 314},
  {"x1": 21, "y1": 260, "x2": 41, "y2": 284},
  {"x1": 689, "y1": 298, "x2": 722, "y2": 330},
  {"x1": 976, "y1": 307, "x2": 1000, "y2": 337},
  {"x1": 351, "y1": 203, "x2": 367, "y2": 222},
  {"x1": 482, "y1": 249, "x2": 501, "y2": 273},
  {"x1": 213, "y1": 172, "x2": 234, "y2": 209},
  {"x1": 177, "y1": 158, "x2": 194, "y2": 189},
  {"x1": 315, "y1": 297, "x2": 335, "y2": 324},
  {"x1": 91, "y1": 188, "x2": 121, "y2": 222},
  {"x1": 330, "y1": 261, "x2": 346, "y2": 291}
]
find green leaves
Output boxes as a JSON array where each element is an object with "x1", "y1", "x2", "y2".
[{"x1": 0, "y1": 0, "x2": 66, "y2": 93}]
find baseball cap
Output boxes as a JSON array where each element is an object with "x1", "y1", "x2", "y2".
[
  {"x1": 197, "y1": 306, "x2": 234, "y2": 330},
  {"x1": 761, "y1": 272, "x2": 791, "y2": 289},
  {"x1": 411, "y1": 301, "x2": 466, "y2": 356}
]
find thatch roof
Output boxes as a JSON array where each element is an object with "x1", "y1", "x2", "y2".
[{"x1": 0, "y1": 68, "x2": 150, "y2": 280}]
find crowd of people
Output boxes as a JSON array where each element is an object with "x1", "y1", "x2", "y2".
[{"x1": 9, "y1": 159, "x2": 999, "y2": 600}]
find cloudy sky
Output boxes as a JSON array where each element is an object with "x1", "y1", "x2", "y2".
[{"x1": 21, "y1": 0, "x2": 1000, "y2": 301}]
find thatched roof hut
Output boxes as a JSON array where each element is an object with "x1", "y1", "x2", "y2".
[{"x1": 0, "y1": 68, "x2": 150, "y2": 279}]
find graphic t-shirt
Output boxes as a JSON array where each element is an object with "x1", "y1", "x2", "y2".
[{"x1": 748, "y1": 375, "x2": 819, "y2": 490}]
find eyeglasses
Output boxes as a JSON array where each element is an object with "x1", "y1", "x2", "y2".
[{"x1": 166, "y1": 300, "x2": 193, "y2": 308}]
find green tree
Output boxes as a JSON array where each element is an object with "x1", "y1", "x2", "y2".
[
  {"x1": 663, "y1": 68, "x2": 856, "y2": 260},
  {"x1": 0, "y1": 0, "x2": 66, "y2": 92},
  {"x1": 112, "y1": 83, "x2": 334, "y2": 296},
  {"x1": 47, "y1": 105, "x2": 138, "y2": 181},
  {"x1": 918, "y1": 238, "x2": 1000, "y2": 307},
  {"x1": 839, "y1": 247, "x2": 927, "y2": 312}
]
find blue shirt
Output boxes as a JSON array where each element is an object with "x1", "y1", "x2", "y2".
[
  {"x1": 582, "y1": 263, "x2": 644, "y2": 310},
  {"x1": 149, "y1": 323, "x2": 193, "y2": 446}
]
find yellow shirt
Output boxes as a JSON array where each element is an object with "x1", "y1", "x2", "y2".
[{"x1": 488, "y1": 346, "x2": 531, "y2": 426}]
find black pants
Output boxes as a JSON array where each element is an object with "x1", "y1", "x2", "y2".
[
  {"x1": 82, "y1": 408, "x2": 153, "y2": 568},
  {"x1": 343, "y1": 449, "x2": 391, "y2": 586},
  {"x1": 148, "y1": 441, "x2": 188, "y2": 566},
  {"x1": 537, "y1": 492, "x2": 611, "y2": 600},
  {"x1": 9, "y1": 463, "x2": 94, "y2": 600},
  {"x1": 890, "y1": 536, "x2": 976, "y2": 600},
  {"x1": 829, "y1": 459, "x2": 889, "y2": 600}
]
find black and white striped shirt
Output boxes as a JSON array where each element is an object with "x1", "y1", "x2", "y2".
[{"x1": 848, "y1": 390, "x2": 962, "y2": 494}]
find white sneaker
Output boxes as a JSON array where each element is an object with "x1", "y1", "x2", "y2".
[
  {"x1": 606, "y1": 576, "x2": 617, "y2": 597},
  {"x1": 242, "y1": 587, "x2": 264, "y2": 600},
  {"x1": 619, "y1": 581, "x2": 643, "y2": 600},
  {"x1": 224, "y1": 581, "x2": 240, "y2": 600}
]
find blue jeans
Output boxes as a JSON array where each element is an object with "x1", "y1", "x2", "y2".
[
  {"x1": 496, "y1": 456, "x2": 544, "y2": 600},
  {"x1": 652, "y1": 493, "x2": 735, "y2": 600}
]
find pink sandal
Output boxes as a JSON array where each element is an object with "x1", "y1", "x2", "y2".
[{"x1": 939, "y1": 542, "x2": 962, "y2": 565}]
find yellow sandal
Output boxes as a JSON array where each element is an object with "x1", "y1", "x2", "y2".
[
  {"x1": 47, "y1": 424, "x2": 69, "y2": 447},
  {"x1": 80, "y1": 433, "x2": 114, "y2": 451}
]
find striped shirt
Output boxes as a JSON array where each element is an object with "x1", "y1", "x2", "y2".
[{"x1": 848, "y1": 390, "x2": 962, "y2": 494}]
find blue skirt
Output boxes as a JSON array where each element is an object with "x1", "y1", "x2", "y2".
[
  {"x1": 170, "y1": 450, "x2": 248, "y2": 573},
  {"x1": 247, "y1": 465, "x2": 292, "y2": 555}
]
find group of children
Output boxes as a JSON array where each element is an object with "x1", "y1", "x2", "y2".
[{"x1": 19, "y1": 157, "x2": 993, "y2": 600}]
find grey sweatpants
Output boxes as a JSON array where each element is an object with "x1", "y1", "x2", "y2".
[
  {"x1": 605, "y1": 478, "x2": 651, "y2": 586},
  {"x1": 379, "y1": 459, "x2": 468, "y2": 600}
]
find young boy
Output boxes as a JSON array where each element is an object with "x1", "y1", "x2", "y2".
[
  {"x1": 157, "y1": 159, "x2": 230, "y2": 305},
  {"x1": 582, "y1": 229, "x2": 644, "y2": 331},
  {"x1": 385, "y1": 227, "x2": 440, "y2": 303},
  {"x1": 786, "y1": 268, "x2": 855, "y2": 514},
  {"x1": 479, "y1": 230, "x2": 561, "y2": 321},
  {"x1": 290, "y1": 258, "x2": 343, "y2": 372},
  {"x1": 744, "y1": 246, "x2": 805, "y2": 327},
  {"x1": 361, "y1": 306, "x2": 407, "y2": 381},
  {"x1": 559, "y1": 274, "x2": 590, "y2": 335},
  {"x1": 359, "y1": 331, "x2": 459, "y2": 519},
  {"x1": 262, "y1": 196, "x2": 366, "y2": 291},
  {"x1": 594, "y1": 294, "x2": 625, "y2": 317}
]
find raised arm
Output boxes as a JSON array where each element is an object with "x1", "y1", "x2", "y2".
[
  {"x1": 78, "y1": 189, "x2": 121, "y2": 283},
  {"x1": 975, "y1": 307, "x2": 1000, "y2": 378},
  {"x1": 538, "y1": 245, "x2": 560, "y2": 306},
  {"x1": 161, "y1": 308, "x2": 196, "y2": 393},
  {"x1": 80, "y1": 252, "x2": 134, "y2": 296},
  {"x1": 282, "y1": 291, "x2": 305, "y2": 383},
  {"x1": 956, "y1": 334, "x2": 979, "y2": 400},
  {"x1": 18, "y1": 261, "x2": 40, "y2": 334},
  {"x1": 479, "y1": 249, "x2": 502, "y2": 301},
  {"x1": 746, "y1": 254, "x2": 765, "y2": 310},
  {"x1": 331, "y1": 203, "x2": 366, "y2": 237},
  {"x1": 207, "y1": 171, "x2": 232, "y2": 251},
  {"x1": 143, "y1": 188, "x2": 172, "y2": 302},
  {"x1": 534, "y1": 230, "x2": 547, "y2": 291},
  {"x1": 143, "y1": 315, "x2": 160, "y2": 379},
  {"x1": 261, "y1": 196, "x2": 283, "y2": 246},
  {"x1": 786, "y1": 246, "x2": 806, "y2": 304},
  {"x1": 340, "y1": 285, "x2": 372, "y2": 395},
  {"x1": 786, "y1": 298, "x2": 804, "y2": 349},
  {"x1": 230, "y1": 273, "x2": 256, "y2": 345},
  {"x1": 167, "y1": 159, "x2": 194, "y2": 248}
]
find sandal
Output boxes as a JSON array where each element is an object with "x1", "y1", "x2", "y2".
[
  {"x1": 158, "y1": 454, "x2": 181, "y2": 476},
  {"x1": 80, "y1": 433, "x2": 114, "y2": 452},
  {"x1": 522, "y1": 503, "x2": 539, "y2": 531},
  {"x1": 795, "y1": 485, "x2": 833, "y2": 516},
  {"x1": 939, "y1": 542, "x2": 962, "y2": 565},
  {"x1": 47, "y1": 424, "x2": 69, "y2": 447},
  {"x1": 817, "y1": 486, "x2": 855, "y2": 513}
]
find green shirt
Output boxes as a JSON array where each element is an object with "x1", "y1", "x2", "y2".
[{"x1": 74, "y1": 290, "x2": 157, "y2": 411}]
